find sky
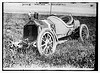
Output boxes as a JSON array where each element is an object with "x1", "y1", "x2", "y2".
[{"x1": 3, "y1": 2, "x2": 97, "y2": 16}]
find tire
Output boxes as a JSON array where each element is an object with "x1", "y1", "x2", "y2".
[
  {"x1": 79, "y1": 24, "x2": 89, "y2": 42},
  {"x1": 37, "y1": 28, "x2": 57, "y2": 57}
]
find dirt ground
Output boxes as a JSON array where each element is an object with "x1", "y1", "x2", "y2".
[{"x1": 3, "y1": 13, "x2": 96, "y2": 70}]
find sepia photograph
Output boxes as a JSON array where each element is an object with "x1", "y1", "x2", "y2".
[{"x1": 2, "y1": 2, "x2": 98, "y2": 71}]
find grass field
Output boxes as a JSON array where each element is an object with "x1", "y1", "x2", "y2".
[{"x1": 3, "y1": 13, "x2": 96, "y2": 70}]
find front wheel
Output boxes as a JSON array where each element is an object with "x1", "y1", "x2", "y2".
[
  {"x1": 37, "y1": 28, "x2": 57, "y2": 57},
  {"x1": 79, "y1": 24, "x2": 89, "y2": 42}
]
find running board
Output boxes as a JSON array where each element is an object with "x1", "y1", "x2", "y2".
[{"x1": 57, "y1": 40, "x2": 68, "y2": 44}]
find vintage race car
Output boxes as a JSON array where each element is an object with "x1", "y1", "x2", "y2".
[{"x1": 15, "y1": 14, "x2": 89, "y2": 56}]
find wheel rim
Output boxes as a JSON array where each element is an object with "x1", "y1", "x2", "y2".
[
  {"x1": 40, "y1": 32, "x2": 54, "y2": 56},
  {"x1": 80, "y1": 24, "x2": 89, "y2": 42}
]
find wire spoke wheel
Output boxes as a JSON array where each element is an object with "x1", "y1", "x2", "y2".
[
  {"x1": 80, "y1": 24, "x2": 89, "y2": 42},
  {"x1": 37, "y1": 28, "x2": 56, "y2": 56}
]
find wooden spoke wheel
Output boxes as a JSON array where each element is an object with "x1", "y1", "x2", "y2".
[
  {"x1": 80, "y1": 24, "x2": 89, "y2": 42},
  {"x1": 37, "y1": 28, "x2": 56, "y2": 56}
]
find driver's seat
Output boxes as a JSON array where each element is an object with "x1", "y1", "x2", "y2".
[{"x1": 60, "y1": 15, "x2": 74, "y2": 26}]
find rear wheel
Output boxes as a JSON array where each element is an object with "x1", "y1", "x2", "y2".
[
  {"x1": 79, "y1": 24, "x2": 89, "y2": 42},
  {"x1": 37, "y1": 28, "x2": 56, "y2": 57}
]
